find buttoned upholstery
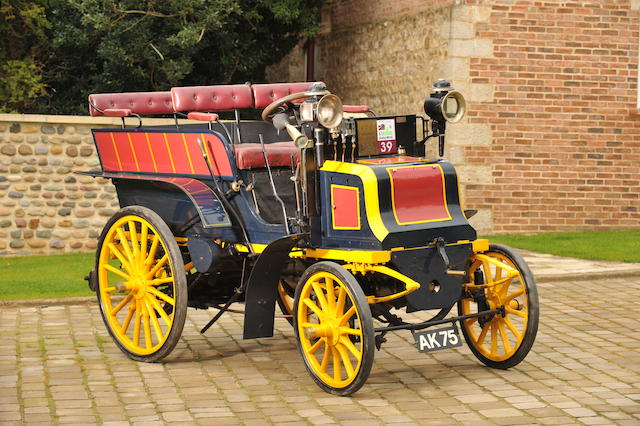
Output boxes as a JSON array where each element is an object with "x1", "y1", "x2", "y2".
[
  {"x1": 88, "y1": 91, "x2": 173, "y2": 116},
  {"x1": 234, "y1": 142, "x2": 300, "y2": 170},
  {"x1": 171, "y1": 84, "x2": 254, "y2": 113},
  {"x1": 252, "y1": 82, "x2": 324, "y2": 109}
]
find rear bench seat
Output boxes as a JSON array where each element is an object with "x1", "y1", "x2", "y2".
[{"x1": 88, "y1": 91, "x2": 174, "y2": 117}]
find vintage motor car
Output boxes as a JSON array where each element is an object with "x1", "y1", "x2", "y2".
[{"x1": 83, "y1": 80, "x2": 539, "y2": 395}]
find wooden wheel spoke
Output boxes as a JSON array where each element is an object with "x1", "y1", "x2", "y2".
[
  {"x1": 319, "y1": 342, "x2": 330, "y2": 373},
  {"x1": 504, "y1": 316, "x2": 522, "y2": 341},
  {"x1": 490, "y1": 321, "x2": 498, "y2": 356},
  {"x1": 116, "y1": 228, "x2": 134, "y2": 263},
  {"x1": 335, "y1": 286, "x2": 347, "y2": 316},
  {"x1": 325, "y1": 278, "x2": 335, "y2": 310},
  {"x1": 103, "y1": 264, "x2": 130, "y2": 281},
  {"x1": 145, "y1": 299, "x2": 164, "y2": 342},
  {"x1": 107, "y1": 243, "x2": 132, "y2": 273},
  {"x1": 141, "y1": 303, "x2": 152, "y2": 349},
  {"x1": 339, "y1": 305, "x2": 356, "y2": 326},
  {"x1": 145, "y1": 234, "x2": 160, "y2": 267},
  {"x1": 335, "y1": 344, "x2": 355, "y2": 377},
  {"x1": 476, "y1": 321, "x2": 489, "y2": 346},
  {"x1": 311, "y1": 282, "x2": 328, "y2": 309},
  {"x1": 504, "y1": 288, "x2": 524, "y2": 303},
  {"x1": 146, "y1": 255, "x2": 169, "y2": 280},
  {"x1": 111, "y1": 293, "x2": 133, "y2": 315},
  {"x1": 506, "y1": 306, "x2": 527, "y2": 318},
  {"x1": 300, "y1": 321, "x2": 318, "y2": 329},
  {"x1": 121, "y1": 302, "x2": 136, "y2": 335},
  {"x1": 147, "y1": 286, "x2": 175, "y2": 306},
  {"x1": 308, "y1": 338, "x2": 324, "y2": 354},
  {"x1": 332, "y1": 347, "x2": 341, "y2": 381},
  {"x1": 303, "y1": 298, "x2": 323, "y2": 318},
  {"x1": 140, "y1": 223, "x2": 149, "y2": 262},
  {"x1": 339, "y1": 336, "x2": 362, "y2": 359},
  {"x1": 133, "y1": 300, "x2": 142, "y2": 346},
  {"x1": 497, "y1": 320, "x2": 512, "y2": 353},
  {"x1": 146, "y1": 295, "x2": 172, "y2": 326},
  {"x1": 128, "y1": 220, "x2": 139, "y2": 258},
  {"x1": 149, "y1": 277, "x2": 174, "y2": 286},
  {"x1": 340, "y1": 326, "x2": 362, "y2": 337},
  {"x1": 464, "y1": 317, "x2": 478, "y2": 328}
]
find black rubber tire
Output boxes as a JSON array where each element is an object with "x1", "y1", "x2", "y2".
[
  {"x1": 96, "y1": 205, "x2": 187, "y2": 362},
  {"x1": 459, "y1": 243, "x2": 539, "y2": 369},
  {"x1": 293, "y1": 261, "x2": 375, "y2": 396}
]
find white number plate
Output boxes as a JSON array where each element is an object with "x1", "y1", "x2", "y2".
[{"x1": 413, "y1": 325, "x2": 463, "y2": 353}]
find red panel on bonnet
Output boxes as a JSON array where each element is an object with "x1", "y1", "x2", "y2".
[
  {"x1": 234, "y1": 142, "x2": 299, "y2": 170},
  {"x1": 88, "y1": 92, "x2": 173, "y2": 116},
  {"x1": 252, "y1": 82, "x2": 324, "y2": 108},
  {"x1": 388, "y1": 165, "x2": 451, "y2": 225},
  {"x1": 171, "y1": 84, "x2": 253, "y2": 112},
  {"x1": 331, "y1": 185, "x2": 360, "y2": 230}
]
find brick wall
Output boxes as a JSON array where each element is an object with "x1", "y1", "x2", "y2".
[
  {"x1": 267, "y1": 0, "x2": 640, "y2": 233},
  {"x1": 463, "y1": 0, "x2": 640, "y2": 232}
]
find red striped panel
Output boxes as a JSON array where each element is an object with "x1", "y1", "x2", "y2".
[
  {"x1": 145, "y1": 133, "x2": 174, "y2": 173},
  {"x1": 129, "y1": 132, "x2": 155, "y2": 173},
  {"x1": 164, "y1": 133, "x2": 192, "y2": 174},
  {"x1": 112, "y1": 132, "x2": 137, "y2": 171},
  {"x1": 94, "y1": 132, "x2": 121, "y2": 171},
  {"x1": 388, "y1": 165, "x2": 451, "y2": 225},
  {"x1": 183, "y1": 133, "x2": 211, "y2": 175},
  {"x1": 201, "y1": 133, "x2": 232, "y2": 176}
]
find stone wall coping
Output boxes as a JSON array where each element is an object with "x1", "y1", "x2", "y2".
[{"x1": 0, "y1": 113, "x2": 190, "y2": 126}]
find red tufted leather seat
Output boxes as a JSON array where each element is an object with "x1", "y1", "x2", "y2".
[
  {"x1": 252, "y1": 82, "x2": 324, "y2": 109},
  {"x1": 171, "y1": 84, "x2": 254, "y2": 113},
  {"x1": 88, "y1": 91, "x2": 174, "y2": 116},
  {"x1": 234, "y1": 142, "x2": 299, "y2": 170}
]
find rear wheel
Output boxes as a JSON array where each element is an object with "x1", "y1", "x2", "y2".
[
  {"x1": 96, "y1": 206, "x2": 187, "y2": 362},
  {"x1": 293, "y1": 262, "x2": 375, "y2": 396},
  {"x1": 276, "y1": 281, "x2": 295, "y2": 326},
  {"x1": 459, "y1": 244, "x2": 538, "y2": 369}
]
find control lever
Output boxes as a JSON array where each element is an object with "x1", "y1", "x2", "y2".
[{"x1": 259, "y1": 134, "x2": 290, "y2": 234}]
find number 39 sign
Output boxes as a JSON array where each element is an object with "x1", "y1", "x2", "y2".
[{"x1": 376, "y1": 119, "x2": 397, "y2": 154}]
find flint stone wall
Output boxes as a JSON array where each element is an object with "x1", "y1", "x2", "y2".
[{"x1": 0, "y1": 114, "x2": 177, "y2": 256}]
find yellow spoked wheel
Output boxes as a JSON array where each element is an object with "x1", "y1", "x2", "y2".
[
  {"x1": 459, "y1": 244, "x2": 539, "y2": 369},
  {"x1": 293, "y1": 262, "x2": 374, "y2": 396},
  {"x1": 96, "y1": 206, "x2": 187, "y2": 362},
  {"x1": 276, "y1": 280, "x2": 296, "y2": 326}
]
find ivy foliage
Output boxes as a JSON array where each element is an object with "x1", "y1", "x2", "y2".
[{"x1": 1, "y1": 0, "x2": 321, "y2": 114}]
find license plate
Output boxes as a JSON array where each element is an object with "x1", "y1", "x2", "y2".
[{"x1": 413, "y1": 325, "x2": 463, "y2": 353}]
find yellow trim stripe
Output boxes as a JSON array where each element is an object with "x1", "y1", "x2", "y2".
[
  {"x1": 126, "y1": 133, "x2": 140, "y2": 172},
  {"x1": 181, "y1": 133, "x2": 195, "y2": 174},
  {"x1": 162, "y1": 133, "x2": 176, "y2": 173},
  {"x1": 109, "y1": 132, "x2": 123, "y2": 171},
  {"x1": 320, "y1": 160, "x2": 389, "y2": 242},
  {"x1": 144, "y1": 133, "x2": 158, "y2": 173}
]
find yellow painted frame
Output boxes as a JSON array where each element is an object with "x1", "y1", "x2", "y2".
[
  {"x1": 330, "y1": 184, "x2": 361, "y2": 230},
  {"x1": 387, "y1": 163, "x2": 452, "y2": 226},
  {"x1": 320, "y1": 160, "x2": 389, "y2": 242}
]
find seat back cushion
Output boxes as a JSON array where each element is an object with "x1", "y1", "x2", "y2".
[
  {"x1": 252, "y1": 82, "x2": 325, "y2": 109},
  {"x1": 88, "y1": 92, "x2": 173, "y2": 116},
  {"x1": 171, "y1": 84, "x2": 253, "y2": 113},
  {"x1": 234, "y1": 142, "x2": 299, "y2": 170}
]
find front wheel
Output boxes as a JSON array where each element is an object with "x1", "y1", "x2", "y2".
[
  {"x1": 459, "y1": 244, "x2": 539, "y2": 369},
  {"x1": 293, "y1": 262, "x2": 375, "y2": 396}
]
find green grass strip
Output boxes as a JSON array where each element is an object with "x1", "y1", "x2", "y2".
[
  {"x1": 485, "y1": 230, "x2": 640, "y2": 263},
  {"x1": 0, "y1": 252, "x2": 95, "y2": 300}
]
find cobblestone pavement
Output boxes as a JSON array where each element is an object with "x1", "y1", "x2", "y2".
[{"x1": 1, "y1": 276, "x2": 639, "y2": 425}]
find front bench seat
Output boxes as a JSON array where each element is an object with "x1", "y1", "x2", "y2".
[{"x1": 234, "y1": 142, "x2": 300, "y2": 170}]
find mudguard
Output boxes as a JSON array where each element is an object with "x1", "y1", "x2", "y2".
[{"x1": 243, "y1": 234, "x2": 307, "y2": 339}]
